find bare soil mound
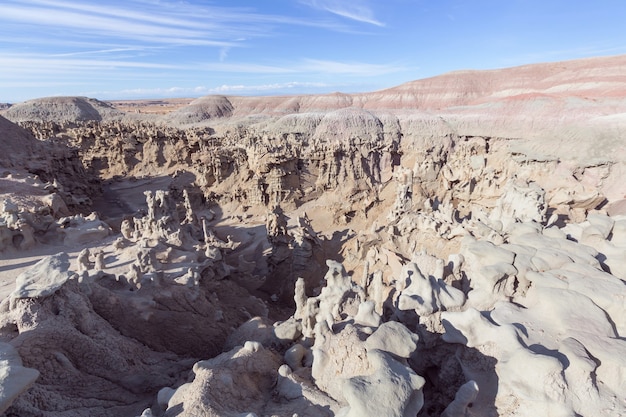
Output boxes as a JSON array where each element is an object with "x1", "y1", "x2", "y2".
[
  {"x1": 1, "y1": 96, "x2": 123, "y2": 123},
  {"x1": 163, "y1": 95, "x2": 233, "y2": 124}
]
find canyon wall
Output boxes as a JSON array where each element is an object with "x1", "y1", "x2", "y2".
[{"x1": 1, "y1": 54, "x2": 625, "y2": 417}]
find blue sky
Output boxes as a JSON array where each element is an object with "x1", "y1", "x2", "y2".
[{"x1": 1, "y1": 0, "x2": 625, "y2": 102}]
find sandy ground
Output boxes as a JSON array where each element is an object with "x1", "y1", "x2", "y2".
[
  {"x1": 1, "y1": 176, "x2": 157, "y2": 301},
  {"x1": 0, "y1": 237, "x2": 120, "y2": 300},
  {"x1": 106, "y1": 98, "x2": 194, "y2": 115},
  {"x1": 0, "y1": 175, "x2": 271, "y2": 302}
]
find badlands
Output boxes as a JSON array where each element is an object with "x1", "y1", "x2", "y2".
[{"x1": 0, "y1": 54, "x2": 625, "y2": 417}]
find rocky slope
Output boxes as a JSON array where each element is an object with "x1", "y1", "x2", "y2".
[
  {"x1": 2, "y1": 96, "x2": 123, "y2": 123},
  {"x1": 161, "y1": 54, "x2": 626, "y2": 117},
  {"x1": 1, "y1": 54, "x2": 625, "y2": 417},
  {"x1": 0, "y1": 115, "x2": 97, "y2": 215}
]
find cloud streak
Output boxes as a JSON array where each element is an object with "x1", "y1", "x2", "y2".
[
  {"x1": 209, "y1": 81, "x2": 332, "y2": 94},
  {"x1": 299, "y1": 59, "x2": 406, "y2": 76},
  {"x1": 1, "y1": 55, "x2": 182, "y2": 73},
  {"x1": 0, "y1": 0, "x2": 351, "y2": 49},
  {"x1": 1, "y1": 52, "x2": 407, "y2": 79},
  {"x1": 0, "y1": 3, "x2": 235, "y2": 47},
  {"x1": 300, "y1": 0, "x2": 384, "y2": 26},
  {"x1": 0, "y1": 0, "x2": 406, "y2": 101},
  {"x1": 95, "y1": 81, "x2": 334, "y2": 98}
]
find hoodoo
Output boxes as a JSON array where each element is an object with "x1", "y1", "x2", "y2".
[{"x1": 1, "y1": 55, "x2": 625, "y2": 417}]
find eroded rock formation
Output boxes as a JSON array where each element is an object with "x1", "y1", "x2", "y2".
[{"x1": 1, "y1": 54, "x2": 625, "y2": 417}]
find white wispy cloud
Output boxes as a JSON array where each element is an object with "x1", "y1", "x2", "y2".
[
  {"x1": 0, "y1": 0, "x2": 350, "y2": 49},
  {"x1": 0, "y1": 81, "x2": 91, "y2": 89},
  {"x1": 0, "y1": 1, "x2": 402, "y2": 101},
  {"x1": 300, "y1": 0, "x2": 384, "y2": 26},
  {"x1": 209, "y1": 81, "x2": 331, "y2": 93},
  {"x1": 0, "y1": 4, "x2": 234, "y2": 47},
  {"x1": 299, "y1": 59, "x2": 405, "y2": 75},
  {"x1": 198, "y1": 62, "x2": 295, "y2": 74},
  {"x1": 219, "y1": 47, "x2": 230, "y2": 62},
  {"x1": 18, "y1": 0, "x2": 217, "y2": 30},
  {"x1": 83, "y1": 82, "x2": 335, "y2": 99},
  {"x1": 50, "y1": 47, "x2": 168, "y2": 59},
  {"x1": 1, "y1": 55, "x2": 182, "y2": 72},
  {"x1": 0, "y1": 52, "x2": 404, "y2": 78}
]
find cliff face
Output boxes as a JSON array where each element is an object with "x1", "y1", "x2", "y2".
[
  {"x1": 3, "y1": 57, "x2": 624, "y2": 275},
  {"x1": 0, "y1": 115, "x2": 40, "y2": 169},
  {"x1": 6, "y1": 55, "x2": 624, "y2": 212},
  {"x1": 0, "y1": 115, "x2": 97, "y2": 213}
]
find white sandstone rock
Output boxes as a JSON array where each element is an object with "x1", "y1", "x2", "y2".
[
  {"x1": 11, "y1": 252, "x2": 77, "y2": 299},
  {"x1": 364, "y1": 321, "x2": 419, "y2": 359},
  {"x1": 337, "y1": 349, "x2": 425, "y2": 417},
  {"x1": 441, "y1": 380, "x2": 479, "y2": 417},
  {"x1": 0, "y1": 343, "x2": 40, "y2": 414},
  {"x1": 353, "y1": 300, "x2": 382, "y2": 327},
  {"x1": 396, "y1": 262, "x2": 465, "y2": 315}
]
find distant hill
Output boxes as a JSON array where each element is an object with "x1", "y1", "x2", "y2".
[{"x1": 1, "y1": 96, "x2": 122, "y2": 123}]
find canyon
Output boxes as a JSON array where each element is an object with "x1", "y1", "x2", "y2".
[{"x1": 0, "y1": 54, "x2": 625, "y2": 417}]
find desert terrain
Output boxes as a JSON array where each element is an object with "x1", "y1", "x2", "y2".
[{"x1": 0, "y1": 54, "x2": 625, "y2": 417}]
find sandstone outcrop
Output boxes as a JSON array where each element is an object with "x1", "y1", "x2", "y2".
[
  {"x1": 0, "y1": 115, "x2": 97, "y2": 221},
  {"x1": 0, "y1": 343, "x2": 39, "y2": 415},
  {"x1": 1, "y1": 55, "x2": 625, "y2": 416}
]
